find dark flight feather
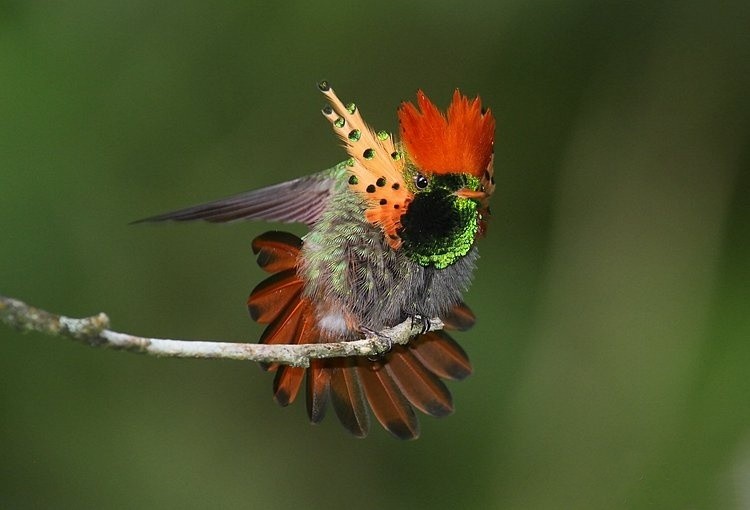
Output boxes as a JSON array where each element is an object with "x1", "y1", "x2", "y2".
[{"x1": 133, "y1": 174, "x2": 337, "y2": 226}]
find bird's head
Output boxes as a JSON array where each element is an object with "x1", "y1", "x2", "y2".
[
  {"x1": 396, "y1": 90, "x2": 495, "y2": 268},
  {"x1": 321, "y1": 83, "x2": 495, "y2": 269}
]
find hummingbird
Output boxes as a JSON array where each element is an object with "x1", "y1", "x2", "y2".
[{"x1": 139, "y1": 81, "x2": 496, "y2": 439}]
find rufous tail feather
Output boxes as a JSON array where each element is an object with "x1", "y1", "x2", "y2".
[{"x1": 247, "y1": 231, "x2": 473, "y2": 439}]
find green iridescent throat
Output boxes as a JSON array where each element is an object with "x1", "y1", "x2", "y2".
[{"x1": 398, "y1": 174, "x2": 481, "y2": 269}]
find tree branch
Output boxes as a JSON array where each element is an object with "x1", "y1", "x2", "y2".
[{"x1": 0, "y1": 294, "x2": 443, "y2": 367}]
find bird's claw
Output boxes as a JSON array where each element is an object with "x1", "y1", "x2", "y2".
[{"x1": 410, "y1": 314, "x2": 431, "y2": 335}]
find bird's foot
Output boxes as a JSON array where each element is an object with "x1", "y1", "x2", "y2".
[{"x1": 410, "y1": 314, "x2": 432, "y2": 335}]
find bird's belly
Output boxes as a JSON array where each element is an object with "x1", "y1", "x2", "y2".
[{"x1": 300, "y1": 237, "x2": 478, "y2": 338}]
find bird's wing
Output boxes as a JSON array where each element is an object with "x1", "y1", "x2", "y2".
[{"x1": 133, "y1": 165, "x2": 346, "y2": 227}]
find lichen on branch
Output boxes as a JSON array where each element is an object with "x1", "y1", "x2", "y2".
[{"x1": 0, "y1": 294, "x2": 443, "y2": 367}]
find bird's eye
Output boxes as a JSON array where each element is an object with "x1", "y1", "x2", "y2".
[{"x1": 415, "y1": 174, "x2": 429, "y2": 189}]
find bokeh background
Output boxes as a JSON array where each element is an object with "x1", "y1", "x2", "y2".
[{"x1": 1, "y1": 1, "x2": 749, "y2": 508}]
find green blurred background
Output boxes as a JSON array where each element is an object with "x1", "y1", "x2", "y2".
[{"x1": 1, "y1": 1, "x2": 749, "y2": 508}]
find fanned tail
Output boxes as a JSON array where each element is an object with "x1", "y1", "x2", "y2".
[
  {"x1": 248, "y1": 231, "x2": 473, "y2": 439},
  {"x1": 356, "y1": 327, "x2": 472, "y2": 439}
]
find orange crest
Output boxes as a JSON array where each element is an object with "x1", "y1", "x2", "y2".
[
  {"x1": 320, "y1": 83, "x2": 496, "y2": 250},
  {"x1": 320, "y1": 82, "x2": 411, "y2": 249},
  {"x1": 398, "y1": 90, "x2": 495, "y2": 178}
]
